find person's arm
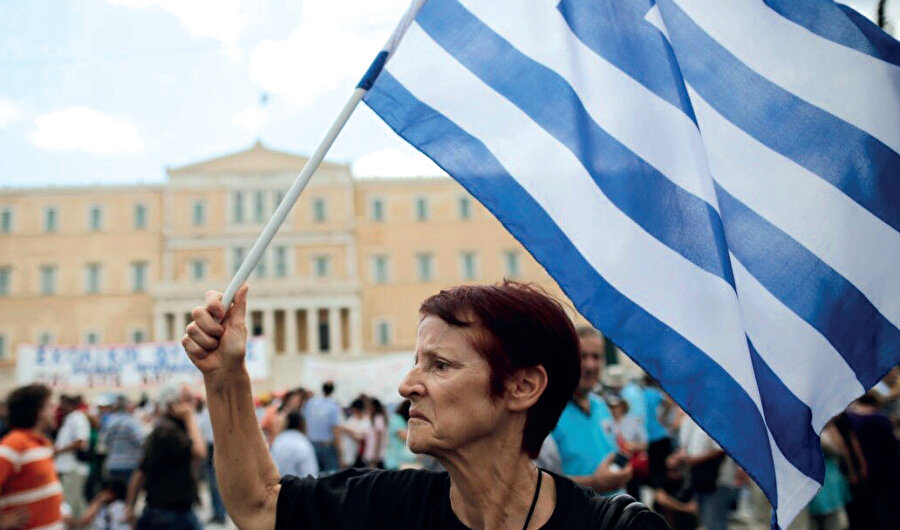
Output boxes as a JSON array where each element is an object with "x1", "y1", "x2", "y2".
[
  {"x1": 76, "y1": 490, "x2": 112, "y2": 527},
  {"x1": 684, "y1": 448, "x2": 723, "y2": 468},
  {"x1": 654, "y1": 489, "x2": 697, "y2": 514},
  {"x1": 170, "y1": 403, "x2": 207, "y2": 460},
  {"x1": 183, "y1": 286, "x2": 281, "y2": 530},
  {"x1": 569, "y1": 454, "x2": 633, "y2": 492},
  {"x1": 125, "y1": 469, "x2": 145, "y2": 524},
  {"x1": 0, "y1": 508, "x2": 30, "y2": 530}
]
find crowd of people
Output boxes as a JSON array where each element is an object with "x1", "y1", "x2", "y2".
[{"x1": 0, "y1": 354, "x2": 898, "y2": 529}]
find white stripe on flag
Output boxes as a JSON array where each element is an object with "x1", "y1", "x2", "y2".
[
  {"x1": 0, "y1": 481, "x2": 62, "y2": 508},
  {"x1": 671, "y1": 0, "x2": 900, "y2": 154},
  {"x1": 388, "y1": 20, "x2": 765, "y2": 416},
  {"x1": 687, "y1": 85, "x2": 900, "y2": 329},
  {"x1": 457, "y1": 0, "x2": 718, "y2": 209},
  {"x1": 767, "y1": 428, "x2": 822, "y2": 525},
  {"x1": 731, "y1": 256, "x2": 864, "y2": 431}
]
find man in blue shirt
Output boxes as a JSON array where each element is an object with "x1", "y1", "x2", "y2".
[
  {"x1": 301, "y1": 381, "x2": 342, "y2": 473},
  {"x1": 551, "y1": 327, "x2": 632, "y2": 494}
]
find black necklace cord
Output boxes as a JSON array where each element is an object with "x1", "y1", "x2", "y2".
[{"x1": 522, "y1": 469, "x2": 543, "y2": 530}]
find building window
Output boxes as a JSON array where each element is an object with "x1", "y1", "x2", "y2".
[
  {"x1": 131, "y1": 329, "x2": 147, "y2": 344},
  {"x1": 85, "y1": 263, "x2": 102, "y2": 294},
  {"x1": 274, "y1": 246, "x2": 288, "y2": 278},
  {"x1": 191, "y1": 259, "x2": 207, "y2": 281},
  {"x1": 0, "y1": 334, "x2": 6, "y2": 360},
  {"x1": 44, "y1": 207, "x2": 58, "y2": 233},
  {"x1": 232, "y1": 191, "x2": 245, "y2": 223},
  {"x1": 414, "y1": 196, "x2": 429, "y2": 221},
  {"x1": 0, "y1": 267, "x2": 10, "y2": 296},
  {"x1": 84, "y1": 330, "x2": 100, "y2": 345},
  {"x1": 416, "y1": 252, "x2": 434, "y2": 282},
  {"x1": 372, "y1": 255, "x2": 389, "y2": 284},
  {"x1": 1, "y1": 208, "x2": 12, "y2": 233},
  {"x1": 375, "y1": 320, "x2": 392, "y2": 347},
  {"x1": 254, "y1": 190, "x2": 266, "y2": 223},
  {"x1": 133, "y1": 203, "x2": 147, "y2": 229},
  {"x1": 504, "y1": 250, "x2": 521, "y2": 278},
  {"x1": 458, "y1": 196, "x2": 472, "y2": 220},
  {"x1": 370, "y1": 198, "x2": 385, "y2": 222},
  {"x1": 312, "y1": 197, "x2": 327, "y2": 223},
  {"x1": 312, "y1": 255, "x2": 331, "y2": 279},
  {"x1": 131, "y1": 262, "x2": 148, "y2": 293},
  {"x1": 38, "y1": 332, "x2": 53, "y2": 347},
  {"x1": 460, "y1": 251, "x2": 478, "y2": 281},
  {"x1": 88, "y1": 205, "x2": 103, "y2": 231},
  {"x1": 192, "y1": 200, "x2": 206, "y2": 226},
  {"x1": 40, "y1": 265, "x2": 57, "y2": 295},
  {"x1": 232, "y1": 247, "x2": 245, "y2": 276}
]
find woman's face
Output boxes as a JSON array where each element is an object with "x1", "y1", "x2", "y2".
[{"x1": 399, "y1": 315, "x2": 503, "y2": 456}]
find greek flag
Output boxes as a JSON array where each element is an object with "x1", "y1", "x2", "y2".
[{"x1": 360, "y1": 1, "x2": 900, "y2": 527}]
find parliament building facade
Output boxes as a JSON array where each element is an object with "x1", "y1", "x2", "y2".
[{"x1": 0, "y1": 143, "x2": 613, "y2": 394}]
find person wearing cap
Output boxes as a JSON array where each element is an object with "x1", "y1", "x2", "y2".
[
  {"x1": 101, "y1": 395, "x2": 144, "y2": 486},
  {"x1": 125, "y1": 383, "x2": 206, "y2": 529}
]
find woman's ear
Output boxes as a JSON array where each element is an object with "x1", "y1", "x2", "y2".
[{"x1": 506, "y1": 365, "x2": 548, "y2": 413}]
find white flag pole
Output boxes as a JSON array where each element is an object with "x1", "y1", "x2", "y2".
[{"x1": 220, "y1": 0, "x2": 427, "y2": 309}]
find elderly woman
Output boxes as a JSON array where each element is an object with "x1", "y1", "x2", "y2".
[{"x1": 183, "y1": 282, "x2": 668, "y2": 530}]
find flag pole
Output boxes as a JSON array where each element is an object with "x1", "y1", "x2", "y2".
[
  {"x1": 220, "y1": 0, "x2": 427, "y2": 309},
  {"x1": 221, "y1": 87, "x2": 366, "y2": 308}
]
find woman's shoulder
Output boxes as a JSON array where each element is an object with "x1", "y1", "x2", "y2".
[
  {"x1": 281, "y1": 467, "x2": 449, "y2": 498},
  {"x1": 547, "y1": 472, "x2": 670, "y2": 530}
]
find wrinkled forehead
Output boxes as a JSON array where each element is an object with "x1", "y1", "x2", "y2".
[{"x1": 416, "y1": 313, "x2": 482, "y2": 355}]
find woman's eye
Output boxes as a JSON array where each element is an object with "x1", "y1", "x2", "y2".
[{"x1": 434, "y1": 360, "x2": 449, "y2": 371}]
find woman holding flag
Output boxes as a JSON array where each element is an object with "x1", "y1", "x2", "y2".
[{"x1": 182, "y1": 281, "x2": 668, "y2": 529}]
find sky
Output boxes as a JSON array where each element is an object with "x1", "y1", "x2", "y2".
[{"x1": 0, "y1": 0, "x2": 896, "y2": 187}]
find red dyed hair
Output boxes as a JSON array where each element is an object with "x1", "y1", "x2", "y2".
[{"x1": 419, "y1": 280, "x2": 581, "y2": 458}]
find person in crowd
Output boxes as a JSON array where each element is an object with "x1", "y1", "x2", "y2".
[
  {"x1": 125, "y1": 383, "x2": 206, "y2": 529},
  {"x1": 338, "y1": 398, "x2": 369, "y2": 469},
  {"x1": 364, "y1": 398, "x2": 388, "y2": 468},
  {"x1": 55, "y1": 394, "x2": 91, "y2": 525},
  {"x1": 667, "y1": 408, "x2": 734, "y2": 530},
  {"x1": 652, "y1": 455, "x2": 698, "y2": 530},
  {"x1": 183, "y1": 282, "x2": 668, "y2": 529},
  {"x1": 197, "y1": 400, "x2": 226, "y2": 525},
  {"x1": 550, "y1": 327, "x2": 633, "y2": 495},
  {"x1": 608, "y1": 396, "x2": 649, "y2": 500},
  {"x1": 806, "y1": 421, "x2": 852, "y2": 530},
  {"x1": 270, "y1": 410, "x2": 319, "y2": 479},
  {"x1": 384, "y1": 400, "x2": 417, "y2": 470},
  {"x1": 301, "y1": 381, "x2": 342, "y2": 473},
  {"x1": 643, "y1": 378, "x2": 674, "y2": 490},
  {"x1": 74, "y1": 479, "x2": 129, "y2": 530},
  {"x1": 100, "y1": 395, "x2": 143, "y2": 486},
  {"x1": 0, "y1": 384, "x2": 63, "y2": 530},
  {"x1": 841, "y1": 392, "x2": 900, "y2": 529}
]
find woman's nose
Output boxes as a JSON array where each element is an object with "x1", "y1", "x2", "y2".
[{"x1": 399, "y1": 365, "x2": 424, "y2": 399}]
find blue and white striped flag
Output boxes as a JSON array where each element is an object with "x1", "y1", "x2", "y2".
[{"x1": 359, "y1": 1, "x2": 900, "y2": 527}]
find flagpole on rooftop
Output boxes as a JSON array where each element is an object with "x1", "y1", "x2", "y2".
[{"x1": 221, "y1": 0, "x2": 427, "y2": 309}]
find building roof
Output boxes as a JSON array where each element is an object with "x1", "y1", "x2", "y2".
[{"x1": 167, "y1": 141, "x2": 349, "y2": 176}]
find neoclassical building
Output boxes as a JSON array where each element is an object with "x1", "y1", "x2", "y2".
[{"x1": 0, "y1": 143, "x2": 618, "y2": 394}]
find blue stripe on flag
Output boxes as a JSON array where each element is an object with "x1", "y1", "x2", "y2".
[
  {"x1": 363, "y1": 69, "x2": 780, "y2": 504},
  {"x1": 416, "y1": 0, "x2": 734, "y2": 284},
  {"x1": 747, "y1": 339, "x2": 824, "y2": 483},
  {"x1": 716, "y1": 184, "x2": 900, "y2": 389},
  {"x1": 766, "y1": 0, "x2": 900, "y2": 67},
  {"x1": 655, "y1": 0, "x2": 900, "y2": 233},
  {"x1": 556, "y1": 0, "x2": 696, "y2": 122}
]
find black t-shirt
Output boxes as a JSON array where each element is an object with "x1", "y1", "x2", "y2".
[
  {"x1": 276, "y1": 468, "x2": 670, "y2": 529},
  {"x1": 139, "y1": 415, "x2": 197, "y2": 512}
]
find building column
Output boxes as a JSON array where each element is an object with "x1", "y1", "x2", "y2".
[
  {"x1": 263, "y1": 309, "x2": 276, "y2": 353},
  {"x1": 349, "y1": 306, "x2": 362, "y2": 355},
  {"x1": 306, "y1": 307, "x2": 318, "y2": 354},
  {"x1": 285, "y1": 308, "x2": 298, "y2": 355},
  {"x1": 153, "y1": 312, "x2": 166, "y2": 342},
  {"x1": 328, "y1": 307, "x2": 341, "y2": 354}
]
